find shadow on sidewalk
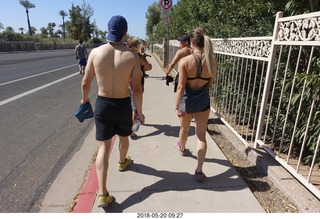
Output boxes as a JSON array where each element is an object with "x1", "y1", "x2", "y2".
[
  {"x1": 131, "y1": 123, "x2": 195, "y2": 140},
  {"x1": 101, "y1": 155, "x2": 269, "y2": 213}
]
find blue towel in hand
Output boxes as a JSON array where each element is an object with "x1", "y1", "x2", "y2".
[{"x1": 74, "y1": 102, "x2": 93, "y2": 123}]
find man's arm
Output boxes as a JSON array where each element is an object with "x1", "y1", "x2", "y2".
[
  {"x1": 141, "y1": 58, "x2": 152, "y2": 71},
  {"x1": 84, "y1": 46, "x2": 88, "y2": 59},
  {"x1": 74, "y1": 46, "x2": 78, "y2": 58},
  {"x1": 165, "y1": 50, "x2": 182, "y2": 76},
  {"x1": 81, "y1": 51, "x2": 95, "y2": 104}
]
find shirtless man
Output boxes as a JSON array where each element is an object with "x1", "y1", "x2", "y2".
[
  {"x1": 80, "y1": 15, "x2": 144, "y2": 208},
  {"x1": 165, "y1": 35, "x2": 193, "y2": 92},
  {"x1": 74, "y1": 39, "x2": 88, "y2": 75}
]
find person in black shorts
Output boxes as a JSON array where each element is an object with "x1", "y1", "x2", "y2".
[
  {"x1": 95, "y1": 96, "x2": 133, "y2": 140},
  {"x1": 80, "y1": 15, "x2": 144, "y2": 208}
]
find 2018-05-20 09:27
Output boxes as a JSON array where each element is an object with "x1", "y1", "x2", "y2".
[{"x1": 137, "y1": 213, "x2": 184, "y2": 218}]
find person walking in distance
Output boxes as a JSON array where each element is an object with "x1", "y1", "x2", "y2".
[
  {"x1": 80, "y1": 15, "x2": 144, "y2": 208},
  {"x1": 175, "y1": 27, "x2": 218, "y2": 182},
  {"x1": 165, "y1": 35, "x2": 192, "y2": 92},
  {"x1": 75, "y1": 39, "x2": 88, "y2": 75}
]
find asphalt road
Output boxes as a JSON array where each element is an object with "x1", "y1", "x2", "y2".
[{"x1": 0, "y1": 49, "x2": 97, "y2": 212}]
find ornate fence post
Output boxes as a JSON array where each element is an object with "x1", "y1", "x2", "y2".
[{"x1": 254, "y1": 11, "x2": 284, "y2": 148}]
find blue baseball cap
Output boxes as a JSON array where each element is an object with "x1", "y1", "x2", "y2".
[{"x1": 107, "y1": 15, "x2": 128, "y2": 43}]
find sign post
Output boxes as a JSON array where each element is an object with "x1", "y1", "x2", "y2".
[{"x1": 160, "y1": 0, "x2": 172, "y2": 68}]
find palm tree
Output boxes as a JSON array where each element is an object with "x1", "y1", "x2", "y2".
[
  {"x1": 19, "y1": 0, "x2": 36, "y2": 36},
  {"x1": 47, "y1": 22, "x2": 56, "y2": 38},
  {"x1": 19, "y1": 27, "x2": 25, "y2": 34},
  {"x1": 58, "y1": 10, "x2": 68, "y2": 39}
]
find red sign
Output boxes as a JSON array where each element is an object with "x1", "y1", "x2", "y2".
[{"x1": 160, "y1": 0, "x2": 172, "y2": 10}]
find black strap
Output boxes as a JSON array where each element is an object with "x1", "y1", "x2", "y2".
[{"x1": 194, "y1": 53, "x2": 203, "y2": 78}]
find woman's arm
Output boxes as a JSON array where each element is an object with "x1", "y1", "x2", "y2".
[{"x1": 175, "y1": 57, "x2": 187, "y2": 116}]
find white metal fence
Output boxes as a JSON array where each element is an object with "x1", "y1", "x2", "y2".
[{"x1": 153, "y1": 11, "x2": 320, "y2": 200}]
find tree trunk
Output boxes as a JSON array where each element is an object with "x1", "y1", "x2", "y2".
[
  {"x1": 309, "y1": 0, "x2": 319, "y2": 12},
  {"x1": 63, "y1": 18, "x2": 65, "y2": 39},
  {"x1": 26, "y1": 11, "x2": 32, "y2": 36}
]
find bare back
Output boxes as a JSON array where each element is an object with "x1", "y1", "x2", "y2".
[
  {"x1": 179, "y1": 54, "x2": 214, "y2": 90},
  {"x1": 86, "y1": 43, "x2": 141, "y2": 98},
  {"x1": 174, "y1": 46, "x2": 193, "y2": 64}
]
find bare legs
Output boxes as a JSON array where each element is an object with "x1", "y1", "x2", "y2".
[
  {"x1": 193, "y1": 109, "x2": 210, "y2": 173},
  {"x1": 79, "y1": 64, "x2": 86, "y2": 75},
  {"x1": 178, "y1": 113, "x2": 193, "y2": 151},
  {"x1": 96, "y1": 136, "x2": 129, "y2": 196},
  {"x1": 179, "y1": 109, "x2": 210, "y2": 173},
  {"x1": 96, "y1": 140, "x2": 112, "y2": 196},
  {"x1": 118, "y1": 136, "x2": 129, "y2": 164}
]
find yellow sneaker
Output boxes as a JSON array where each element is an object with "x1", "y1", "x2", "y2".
[
  {"x1": 97, "y1": 193, "x2": 113, "y2": 208},
  {"x1": 118, "y1": 156, "x2": 133, "y2": 171}
]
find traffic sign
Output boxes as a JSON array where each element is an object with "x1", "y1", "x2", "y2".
[{"x1": 160, "y1": 0, "x2": 172, "y2": 10}]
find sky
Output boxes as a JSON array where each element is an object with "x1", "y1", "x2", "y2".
[{"x1": 0, "y1": 0, "x2": 177, "y2": 40}]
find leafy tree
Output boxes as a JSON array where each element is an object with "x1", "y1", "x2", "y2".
[
  {"x1": 68, "y1": 1, "x2": 94, "y2": 41},
  {"x1": 47, "y1": 22, "x2": 56, "y2": 37},
  {"x1": 19, "y1": 27, "x2": 25, "y2": 34},
  {"x1": 152, "y1": 21, "x2": 167, "y2": 44},
  {"x1": 146, "y1": 2, "x2": 161, "y2": 43},
  {"x1": 19, "y1": 0, "x2": 35, "y2": 36},
  {"x1": 0, "y1": 27, "x2": 23, "y2": 41},
  {"x1": 30, "y1": 26, "x2": 36, "y2": 35},
  {"x1": 58, "y1": 10, "x2": 68, "y2": 39},
  {"x1": 40, "y1": 27, "x2": 48, "y2": 38},
  {"x1": 55, "y1": 29, "x2": 63, "y2": 38},
  {"x1": 98, "y1": 30, "x2": 107, "y2": 42},
  {"x1": 64, "y1": 20, "x2": 72, "y2": 38},
  {"x1": 0, "y1": 23, "x2": 3, "y2": 31},
  {"x1": 285, "y1": 0, "x2": 320, "y2": 15},
  {"x1": 149, "y1": 0, "x2": 320, "y2": 40},
  {"x1": 5, "y1": 26, "x2": 14, "y2": 32}
]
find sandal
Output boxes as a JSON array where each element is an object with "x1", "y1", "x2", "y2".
[
  {"x1": 176, "y1": 140, "x2": 187, "y2": 156},
  {"x1": 194, "y1": 171, "x2": 207, "y2": 182},
  {"x1": 118, "y1": 156, "x2": 133, "y2": 171},
  {"x1": 97, "y1": 193, "x2": 114, "y2": 208}
]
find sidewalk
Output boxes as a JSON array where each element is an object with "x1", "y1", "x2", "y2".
[{"x1": 40, "y1": 53, "x2": 265, "y2": 213}]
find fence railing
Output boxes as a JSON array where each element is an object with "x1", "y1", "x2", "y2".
[{"x1": 153, "y1": 11, "x2": 320, "y2": 200}]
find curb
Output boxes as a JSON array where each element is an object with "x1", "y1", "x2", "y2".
[
  {"x1": 72, "y1": 163, "x2": 98, "y2": 213},
  {"x1": 72, "y1": 136, "x2": 116, "y2": 213}
]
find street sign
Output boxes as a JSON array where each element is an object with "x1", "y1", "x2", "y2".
[{"x1": 160, "y1": 0, "x2": 172, "y2": 10}]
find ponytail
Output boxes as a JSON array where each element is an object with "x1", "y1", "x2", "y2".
[
  {"x1": 190, "y1": 28, "x2": 217, "y2": 81},
  {"x1": 204, "y1": 35, "x2": 216, "y2": 80}
]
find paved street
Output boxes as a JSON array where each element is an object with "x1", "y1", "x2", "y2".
[{"x1": 0, "y1": 50, "x2": 97, "y2": 212}]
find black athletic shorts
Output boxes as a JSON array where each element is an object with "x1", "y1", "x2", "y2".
[{"x1": 94, "y1": 96, "x2": 132, "y2": 141}]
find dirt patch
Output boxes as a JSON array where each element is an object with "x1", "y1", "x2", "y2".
[{"x1": 207, "y1": 115, "x2": 299, "y2": 213}]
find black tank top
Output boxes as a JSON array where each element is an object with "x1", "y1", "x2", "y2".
[
  {"x1": 185, "y1": 54, "x2": 211, "y2": 113},
  {"x1": 187, "y1": 54, "x2": 211, "y2": 81}
]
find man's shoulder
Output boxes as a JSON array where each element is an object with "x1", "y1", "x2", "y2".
[
  {"x1": 181, "y1": 46, "x2": 192, "y2": 52},
  {"x1": 178, "y1": 47, "x2": 192, "y2": 56}
]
